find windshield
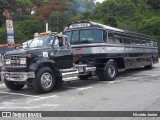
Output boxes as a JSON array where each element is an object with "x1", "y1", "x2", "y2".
[
  {"x1": 64, "y1": 29, "x2": 103, "y2": 45},
  {"x1": 29, "y1": 35, "x2": 54, "y2": 48}
]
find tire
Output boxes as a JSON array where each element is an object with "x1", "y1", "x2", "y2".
[
  {"x1": 79, "y1": 75, "x2": 90, "y2": 80},
  {"x1": 4, "y1": 79, "x2": 25, "y2": 90},
  {"x1": 144, "y1": 57, "x2": 154, "y2": 69},
  {"x1": 98, "y1": 61, "x2": 118, "y2": 81},
  {"x1": 33, "y1": 67, "x2": 56, "y2": 93}
]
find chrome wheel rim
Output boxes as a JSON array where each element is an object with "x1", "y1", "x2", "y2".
[
  {"x1": 108, "y1": 65, "x2": 116, "y2": 78},
  {"x1": 41, "y1": 72, "x2": 53, "y2": 89}
]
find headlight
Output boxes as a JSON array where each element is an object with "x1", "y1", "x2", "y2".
[
  {"x1": 20, "y1": 58, "x2": 26, "y2": 65},
  {"x1": 5, "y1": 59, "x2": 11, "y2": 65}
]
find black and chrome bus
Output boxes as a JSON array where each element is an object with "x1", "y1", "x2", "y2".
[{"x1": 64, "y1": 21, "x2": 159, "y2": 81}]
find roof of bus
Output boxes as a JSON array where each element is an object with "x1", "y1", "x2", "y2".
[{"x1": 65, "y1": 21, "x2": 156, "y2": 40}]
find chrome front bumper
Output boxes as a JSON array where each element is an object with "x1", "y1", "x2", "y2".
[{"x1": 1, "y1": 72, "x2": 35, "y2": 82}]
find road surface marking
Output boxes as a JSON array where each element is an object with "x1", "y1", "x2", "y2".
[
  {"x1": 77, "y1": 86, "x2": 93, "y2": 91},
  {"x1": 0, "y1": 106, "x2": 41, "y2": 109},
  {"x1": 26, "y1": 95, "x2": 59, "y2": 104},
  {"x1": 150, "y1": 74, "x2": 159, "y2": 77},
  {"x1": 0, "y1": 91, "x2": 40, "y2": 98},
  {"x1": 0, "y1": 83, "x2": 4, "y2": 87},
  {"x1": 41, "y1": 104, "x2": 59, "y2": 107},
  {"x1": 109, "y1": 81, "x2": 120, "y2": 84},
  {"x1": 63, "y1": 86, "x2": 93, "y2": 91}
]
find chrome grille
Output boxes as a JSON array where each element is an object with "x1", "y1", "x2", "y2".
[{"x1": 5, "y1": 55, "x2": 26, "y2": 68}]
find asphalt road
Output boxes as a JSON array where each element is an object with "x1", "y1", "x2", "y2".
[{"x1": 0, "y1": 62, "x2": 160, "y2": 120}]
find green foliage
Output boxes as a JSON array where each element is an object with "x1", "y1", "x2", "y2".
[
  {"x1": 139, "y1": 17, "x2": 160, "y2": 39},
  {"x1": 146, "y1": 0, "x2": 160, "y2": 9},
  {"x1": 0, "y1": 27, "x2": 7, "y2": 44},
  {"x1": 14, "y1": 20, "x2": 43, "y2": 40},
  {"x1": 93, "y1": 0, "x2": 135, "y2": 27},
  {"x1": 48, "y1": 11, "x2": 72, "y2": 32},
  {"x1": 139, "y1": 16, "x2": 160, "y2": 52}
]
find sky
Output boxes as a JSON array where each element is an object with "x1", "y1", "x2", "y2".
[{"x1": 96, "y1": 0, "x2": 105, "y2": 3}]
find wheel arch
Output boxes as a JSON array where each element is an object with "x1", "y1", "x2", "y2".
[
  {"x1": 29, "y1": 60, "x2": 62, "y2": 78},
  {"x1": 95, "y1": 57, "x2": 125, "y2": 69}
]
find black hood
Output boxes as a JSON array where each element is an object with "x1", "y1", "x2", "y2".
[{"x1": 5, "y1": 47, "x2": 51, "y2": 56}]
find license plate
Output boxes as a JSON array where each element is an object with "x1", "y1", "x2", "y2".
[{"x1": 11, "y1": 74, "x2": 20, "y2": 78}]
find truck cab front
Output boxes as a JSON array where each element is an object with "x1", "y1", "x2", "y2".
[{"x1": 2, "y1": 33, "x2": 73, "y2": 93}]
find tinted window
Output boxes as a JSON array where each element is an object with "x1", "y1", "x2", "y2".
[
  {"x1": 130, "y1": 36, "x2": 135, "y2": 45},
  {"x1": 114, "y1": 35, "x2": 123, "y2": 44},
  {"x1": 64, "y1": 31, "x2": 72, "y2": 41},
  {"x1": 135, "y1": 39, "x2": 141, "y2": 45},
  {"x1": 141, "y1": 40, "x2": 146, "y2": 46},
  {"x1": 154, "y1": 42, "x2": 157, "y2": 47},
  {"x1": 150, "y1": 41, "x2": 154, "y2": 46},
  {"x1": 71, "y1": 31, "x2": 79, "y2": 44},
  {"x1": 108, "y1": 32, "x2": 114, "y2": 43},
  {"x1": 146, "y1": 40, "x2": 150, "y2": 46},
  {"x1": 124, "y1": 37, "x2": 130, "y2": 45},
  {"x1": 80, "y1": 29, "x2": 103, "y2": 44}
]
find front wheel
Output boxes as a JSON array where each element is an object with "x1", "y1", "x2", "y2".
[
  {"x1": 144, "y1": 57, "x2": 154, "y2": 69},
  {"x1": 98, "y1": 61, "x2": 118, "y2": 81},
  {"x1": 4, "y1": 79, "x2": 25, "y2": 90},
  {"x1": 33, "y1": 67, "x2": 56, "y2": 93}
]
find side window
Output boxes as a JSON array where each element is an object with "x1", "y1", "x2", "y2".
[
  {"x1": 141, "y1": 40, "x2": 146, "y2": 46},
  {"x1": 150, "y1": 41, "x2": 154, "y2": 46},
  {"x1": 114, "y1": 35, "x2": 123, "y2": 44},
  {"x1": 146, "y1": 40, "x2": 150, "y2": 46},
  {"x1": 71, "y1": 31, "x2": 79, "y2": 44},
  {"x1": 114, "y1": 33, "x2": 124, "y2": 44},
  {"x1": 154, "y1": 42, "x2": 157, "y2": 47},
  {"x1": 64, "y1": 31, "x2": 72, "y2": 41},
  {"x1": 124, "y1": 36, "x2": 131, "y2": 45},
  {"x1": 107, "y1": 32, "x2": 114, "y2": 43},
  {"x1": 135, "y1": 39, "x2": 141, "y2": 45}
]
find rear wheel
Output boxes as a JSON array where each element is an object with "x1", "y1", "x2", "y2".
[
  {"x1": 97, "y1": 61, "x2": 118, "y2": 81},
  {"x1": 33, "y1": 67, "x2": 56, "y2": 93},
  {"x1": 4, "y1": 79, "x2": 25, "y2": 90},
  {"x1": 144, "y1": 57, "x2": 154, "y2": 69}
]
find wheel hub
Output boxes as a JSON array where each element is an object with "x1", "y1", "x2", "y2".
[
  {"x1": 108, "y1": 65, "x2": 116, "y2": 78},
  {"x1": 41, "y1": 72, "x2": 52, "y2": 89}
]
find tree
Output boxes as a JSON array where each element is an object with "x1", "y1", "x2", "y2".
[
  {"x1": 146, "y1": 0, "x2": 160, "y2": 9},
  {"x1": 139, "y1": 16, "x2": 160, "y2": 52},
  {"x1": 48, "y1": 11, "x2": 72, "y2": 32},
  {"x1": 139, "y1": 16, "x2": 160, "y2": 39},
  {"x1": 93, "y1": 0, "x2": 135, "y2": 27},
  {"x1": 14, "y1": 20, "x2": 43, "y2": 40},
  {"x1": 34, "y1": 0, "x2": 64, "y2": 22}
]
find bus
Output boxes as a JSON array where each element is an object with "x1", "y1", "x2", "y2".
[{"x1": 64, "y1": 21, "x2": 159, "y2": 81}]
